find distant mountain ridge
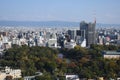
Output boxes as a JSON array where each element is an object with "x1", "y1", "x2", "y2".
[
  {"x1": 0, "y1": 21, "x2": 79, "y2": 27},
  {"x1": 0, "y1": 21, "x2": 120, "y2": 28}
]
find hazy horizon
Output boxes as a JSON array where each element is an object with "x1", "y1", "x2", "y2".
[{"x1": 0, "y1": 0, "x2": 120, "y2": 24}]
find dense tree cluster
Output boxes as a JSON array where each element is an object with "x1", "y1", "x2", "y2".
[{"x1": 0, "y1": 44, "x2": 120, "y2": 79}]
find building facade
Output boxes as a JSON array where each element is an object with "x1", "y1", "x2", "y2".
[
  {"x1": 80, "y1": 21, "x2": 96, "y2": 47},
  {"x1": 0, "y1": 66, "x2": 21, "y2": 80},
  {"x1": 102, "y1": 51, "x2": 120, "y2": 59}
]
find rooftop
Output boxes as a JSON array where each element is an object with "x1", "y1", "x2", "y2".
[{"x1": 103, "y1": 51, "x2": 120, "y2": 55}]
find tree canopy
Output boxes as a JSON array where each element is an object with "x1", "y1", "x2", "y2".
[{"x1": 0, "y1": 44, "x2": 120, "y2": 79}]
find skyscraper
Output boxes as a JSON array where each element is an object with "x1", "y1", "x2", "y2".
[
  {"x1": 80, "y1": 20, "x2": 96, "y2": 47},
  {"x1": 68, "y1": 30, "x2": 76, "y2": 40}
]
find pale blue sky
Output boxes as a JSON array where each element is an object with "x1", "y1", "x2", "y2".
[{"x1": 0, "y1": 0, "x2": 120, "y2": 24}]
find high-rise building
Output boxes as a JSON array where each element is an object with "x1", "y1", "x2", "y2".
[
  {"x1": 80, "y1": 21, "x2": 96, "y2": 47},
  {"x1": 76, "y1": 30, "x2": 86, "y2": 47},
  {"x1": 68, "y1": 30, "x2": 76, "y2": 40}
]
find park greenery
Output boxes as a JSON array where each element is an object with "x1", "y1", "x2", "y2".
[{"x1": 0, "y1": 44, "x2": 120, "y2": 79}]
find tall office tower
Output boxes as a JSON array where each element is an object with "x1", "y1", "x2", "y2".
[
  {"x1": 80, "y1": 20, "x2": 96, "y2": 47},
  {"x1": 68, "y1": 30, "x2": 76, "y2": 40}
]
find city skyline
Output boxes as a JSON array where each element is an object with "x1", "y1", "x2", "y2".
[{"x1": 0, "y1": 0, "x2": 120, "y2": 24}]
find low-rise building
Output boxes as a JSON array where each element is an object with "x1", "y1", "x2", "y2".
[
  {"x1": 65, "y1": 74, "x2": 79, "y2": 80},
  {"x1": 64, "y1": 40, "x2": 76, "y2": 49},
  {"x1": 117, "y1": 78, "x2": 120, "y2": 80},
  {"x1": 102, "y1": 51, "x2": 120, "y2": 59},
  {"x1": 97, "y1": 77, "x2": 104, "y2": 80},
  {"x1": 0, "y1": 66, "x2": 21, "y2": 80}
]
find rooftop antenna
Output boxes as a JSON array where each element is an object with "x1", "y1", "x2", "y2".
[{"x1": 93, "y1": 10, "x2": 96, "y2": 24}]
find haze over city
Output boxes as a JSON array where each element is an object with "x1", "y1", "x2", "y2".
[
  {"x1": 0, "y1": 0, "x2": 120, "y2": 80},
  {"x1": 0, "y1": 0, "x2": 120, "y2": 24}
]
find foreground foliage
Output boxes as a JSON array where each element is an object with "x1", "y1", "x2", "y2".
[{"x1": 0, "y1": 45, "x2": 120, "y2": 79}]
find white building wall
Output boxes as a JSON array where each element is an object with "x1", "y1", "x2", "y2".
[
  {"x1": 0, "y1": 67, "x2": 21, "y2": 80},
  {"x1": 66, "y1": 75, "x2": 79, "y2": 80},
  {"x1": 0, "y1": 73, "x2": 6, "y2": 80},
  {"x1": 81, "y1": 39, "x2": 86, "y2": 47},
  {"x1": 104, "y1": 55, "x2": 120, "y2": 59}
]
